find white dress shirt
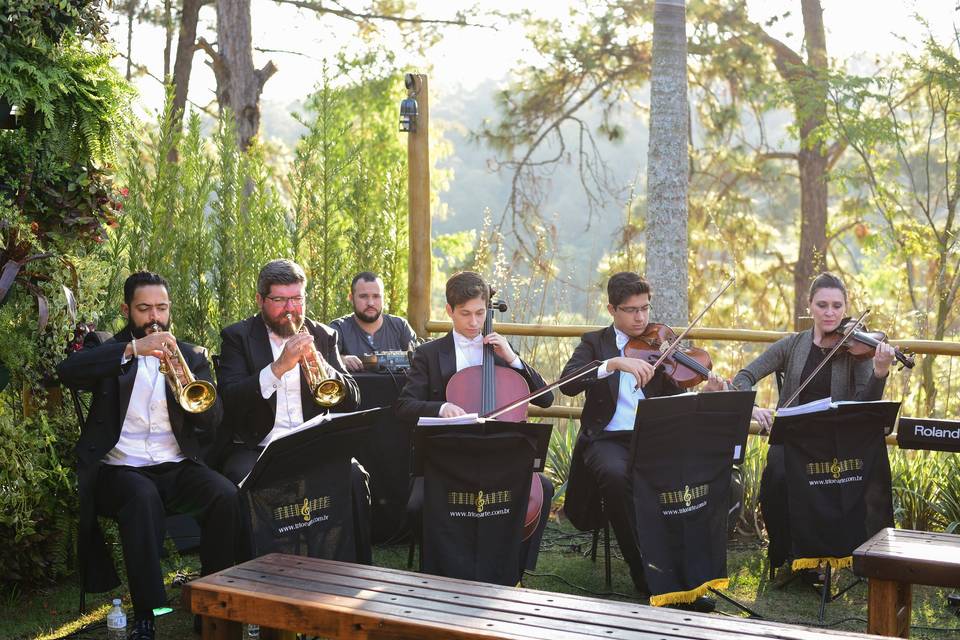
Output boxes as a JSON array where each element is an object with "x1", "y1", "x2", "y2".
[
  {"x1": 257, "y1": 329, "x2": 305, "y2": 446},
  {"x1": 103, "y1": 354, "x2": 186, "y2": 466},
  {"x1": 597, "y1": 326, "x2": 646, "y2": 432},
  {"x1": 440, "y1": 331, "x2": 524, "y2": 413}
]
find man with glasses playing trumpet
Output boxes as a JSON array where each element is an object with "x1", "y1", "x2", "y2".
[
  {"x1": 57, "y1": 271, "x2": 237, "y2": 640},
  {"x1": 216, "y1": 259, "x2": 371, "y2": 560}
]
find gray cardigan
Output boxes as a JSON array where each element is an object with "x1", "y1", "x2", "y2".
[{"x1": 731, "y1": 329, "x2": 887, "y2": 408}]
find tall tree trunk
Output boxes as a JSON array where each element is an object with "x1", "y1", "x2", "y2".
[
  {"x1": 168, "y1": 0, "x2": 203, "y2": 161},
  {"x1": 762, "y1": 0, "x2": 831, "y2": 328},
  {"x1": 791, "y1": 0, "x2": 829, "y2": 328},
  {"x1": 163, "y1": 0, "x2": 174, "y2": 79},
  {"x1": 125, "y1": 0, "x2": 138, "y2": 81},
  {"x1": 645, "y1": 0, "x2": 689, "y2": 325},
  {"x1": 211, "y1": 0, "x2": 276, "y2": 150}
]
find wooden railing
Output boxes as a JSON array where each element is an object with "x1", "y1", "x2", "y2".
[{"x1": 424, "y1": 319, "x2": 960, "y2": 446}]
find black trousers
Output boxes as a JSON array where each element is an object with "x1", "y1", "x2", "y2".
[
  {"x1": 221, "y1": 445, "x2": 373, "y2": 565},
  {"x1": 406, "y1": 473, "x2": 553, "y2": 573},
  {"x1": 94, "y1": 461, "x2": 239, "y2": 618},
  {"x1": 581, "y1": 432, "x2": 643, "y2": 573}
]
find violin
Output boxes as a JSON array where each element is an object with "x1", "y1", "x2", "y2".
[
  {"x1": 443, "y1": 288, "x2": 544, "y2": 540},
  {"x1": 623, "y1": 323, "x2": 715, "y2": 388},
  {"x1": 821, "y1": 317, "x2": 915, "y2": 370}
]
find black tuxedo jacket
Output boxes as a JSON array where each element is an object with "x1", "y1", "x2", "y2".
[
  {"x1": 558, "y1": 324, "x2": 682, "y2": 530},
  {"x1": 395, "y1": 332, "x2": 554, "y2": 421},
  {"x1": 56, "y1": 327, "x2": 223, "y2": 593},
  {"x1": 217, "y1": 314, "x2": 360, "y2": 446}
]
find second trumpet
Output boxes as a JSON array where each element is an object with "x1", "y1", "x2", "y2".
[{"x1": 285, "y1": 313, "x2": 346, "y2": 407}]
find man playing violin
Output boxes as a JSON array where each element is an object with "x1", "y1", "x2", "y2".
[
  {"x1": 396, "y1": 271, "x2": 555, "y2": 573},
  {"x1": 559, "y1": 272, "x2": 724, "y2": 605},
  {"x1": 731, "y1": 272, "x2": 896, "y2": 572}
]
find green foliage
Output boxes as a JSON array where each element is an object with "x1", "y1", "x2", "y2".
[
  {"x1": 289, "y1": 62, "x2": 410, "y2": 322},
  {"x1": 0, "y1": 0, "x2": 129, "y2": 586},
  {"x1": 109, "y1": 63, "x2": 412, "y2": 344}
]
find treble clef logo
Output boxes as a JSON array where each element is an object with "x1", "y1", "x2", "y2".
[
  {"x1": 301, "y1": 498, "x2": 311, "y2": 521},
  {"x1": 683, "y1": 485, "x2": 692, "y2": 507},
  {"x1": 476, "y1": 490, "x2": 485, "y2": 513},
  {"x1": 831, "y1": 458, "x2": 841, "y2": 479}
]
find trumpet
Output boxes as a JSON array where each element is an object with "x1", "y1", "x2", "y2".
[
  {"x1": 148, "y1": 324, "x2": 218, "y2": 413},
  {"x1": 285, "y1": 313, "x2": 346, "y2": 407}
]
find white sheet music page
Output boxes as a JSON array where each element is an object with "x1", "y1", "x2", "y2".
[{"x1": 417, "y1": 413, "x2": 481, "y2": 426}]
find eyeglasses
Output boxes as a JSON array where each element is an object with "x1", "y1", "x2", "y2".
[
  {"x1": 265, "y1": 295, "x2": 305, "y2": 307},
  {"x1": 617, "y1": 304, "x2": 652, "y2": 315}
]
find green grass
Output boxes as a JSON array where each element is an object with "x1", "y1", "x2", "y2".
[{"x1": 3, "y1": 523, "x2": 959, "y2": 639}]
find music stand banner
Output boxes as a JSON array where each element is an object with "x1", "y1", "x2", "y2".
[
  {"x1": 419, "y1": 422, "x2": 547, "y2": 586},
  {"x1": 770, "y1": 401, "x2": 899, "y2": 571},
  {"x1": 239, "y1": 409, "x2": 381, "y2": 561},
  {"x1": 631, "y1": 390, "x2": 755, "y2": 606}
]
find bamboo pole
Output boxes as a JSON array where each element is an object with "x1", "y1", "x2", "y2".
[
  {"x1": 406, "y1": 74, "x2": 430, "y2": 339},
  {"x1": 424, "y1": 319, "x2": 960, "y2": 355}
]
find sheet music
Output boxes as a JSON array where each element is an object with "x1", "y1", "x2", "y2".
[
  {"x1": 417, "y1": 413, "x2": 481, "y2": 426},
  {"x1": 238, "y1": 409, "x2": 373, "y2": 488},
  {"x1": 776, "y1": 397, "x2": 894, "y2": 418}
]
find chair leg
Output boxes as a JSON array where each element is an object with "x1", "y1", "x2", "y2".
[
  {"x1": 590, "y1": 529, "x2": 599, "y2": 562},
  {"x1": 603, "y1": 520, "x2": 612, "y2": 592}
]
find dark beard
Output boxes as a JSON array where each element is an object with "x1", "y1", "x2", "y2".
[
  {"x1": 128, "y1": 319, "x2": 168, "y2": 339},
  {"x1": 263, "y1": 312, "x2": 299, "y2": 337},
  {"x1": 354, "y1": 307, "x2": 382, "y2": 324}
]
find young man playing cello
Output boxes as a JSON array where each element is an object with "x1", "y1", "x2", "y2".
[
  {"x1": 559, "y1": 272, "x2": 724, "y2": 609},
  {"x1": 396, "y1": 271, "x2": 554, "y2": 575}
]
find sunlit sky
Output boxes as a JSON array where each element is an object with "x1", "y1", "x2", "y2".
[{"x1": 110, "y1": 0, "x2": 958, "y2": 115}]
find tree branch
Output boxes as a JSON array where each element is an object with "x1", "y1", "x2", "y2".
[
  {"x1": 113, "y1": 48, "x2": 218, "y2": 119},
  {"x1": 271, "y1": 0, "x2": 495, "y2": 29}
]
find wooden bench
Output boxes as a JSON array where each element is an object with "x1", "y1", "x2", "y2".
[
  {"x1": 184, "y1": 553, "x2": 886, "y2": 640},
  {"x1": 853, "y1": 528, "x2": 960, "y2": 638}
]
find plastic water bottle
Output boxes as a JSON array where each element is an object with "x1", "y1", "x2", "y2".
[
  {"x1": 106, "y1": 599, "x2": 126, "y2": 639},
  {"x1": 247, "y1": 623, "x2": 260, "y2": 639}
]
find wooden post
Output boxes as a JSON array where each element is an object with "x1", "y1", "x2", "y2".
[{"x1": 405, "y1": 74, "x2": 430, "y2": 339}]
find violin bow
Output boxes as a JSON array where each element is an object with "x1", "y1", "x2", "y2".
[
  {"x1": 780, "y1": 307, "x2": 871, "y2": 409},
  {"x1": 484, "y1": 359, "x2": 603, "y2": 420},
  {"x1": 650, "y1": 277, "x2": 735, "y2": 372}
]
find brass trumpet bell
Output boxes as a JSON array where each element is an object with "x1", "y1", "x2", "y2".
[
  {"x1": 285, "y1": 313, "x2": 346, "y2": 408},
  {"x1": 150, "y1": 324, "x2": 218, "y2": 413},
  {"x1": 311, "y1": 377, "x2": 346, "y2": 407}
]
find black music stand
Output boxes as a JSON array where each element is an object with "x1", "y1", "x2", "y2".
[
  {"x1": 415, "y1": 418, "x2": 552, "y2": 586},
  {"x1": 238, "y1": 408, "x2": 382, "y2": 561},
  {"x1": 630, "y1": 390, "x2": 756, "y2": 611},
  {"x1": 769, "y1": 399, "x2": 899, "y2": 622},
  {"x1": 350, "y1": 371, "x2": 412, "y2": 543}
]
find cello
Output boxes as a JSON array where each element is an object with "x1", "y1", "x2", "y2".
[{"x1": 443, "y1": 288, "x2": 545, "y2": 540}]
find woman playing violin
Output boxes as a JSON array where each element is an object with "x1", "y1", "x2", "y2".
[
  {"x1": 559, "y1": 272, "x2": 724, "y2": 608},
  {"x1": 730, "y1": 271, "x2": 897, "y2": 571}
]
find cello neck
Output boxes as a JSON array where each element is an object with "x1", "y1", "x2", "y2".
[{"x1": 481, "y1": 287, "x2": 497, "y2": 414}]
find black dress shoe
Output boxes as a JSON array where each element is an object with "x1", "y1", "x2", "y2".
[
  {"x1": 127, "y1": 617, "x2": 156, "y2": 640},
  {"x1": 668, "y1": 596, "x2": 716, "y2": 614}
]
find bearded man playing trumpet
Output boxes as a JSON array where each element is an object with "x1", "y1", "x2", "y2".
[
  {"x1": 57, "y1": 271, "x2": 236, "y2": 640},
  {"x1": 216, "y1": 259, "x2": 371, "y2": 560}
]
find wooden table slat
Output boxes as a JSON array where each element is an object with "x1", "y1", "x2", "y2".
[
  {"x1": 226, "y1": 559, "x2": 880, "y2": 640},
  {"x1": 186, "y1": 554, "x2": 884, "y2": 640}
]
